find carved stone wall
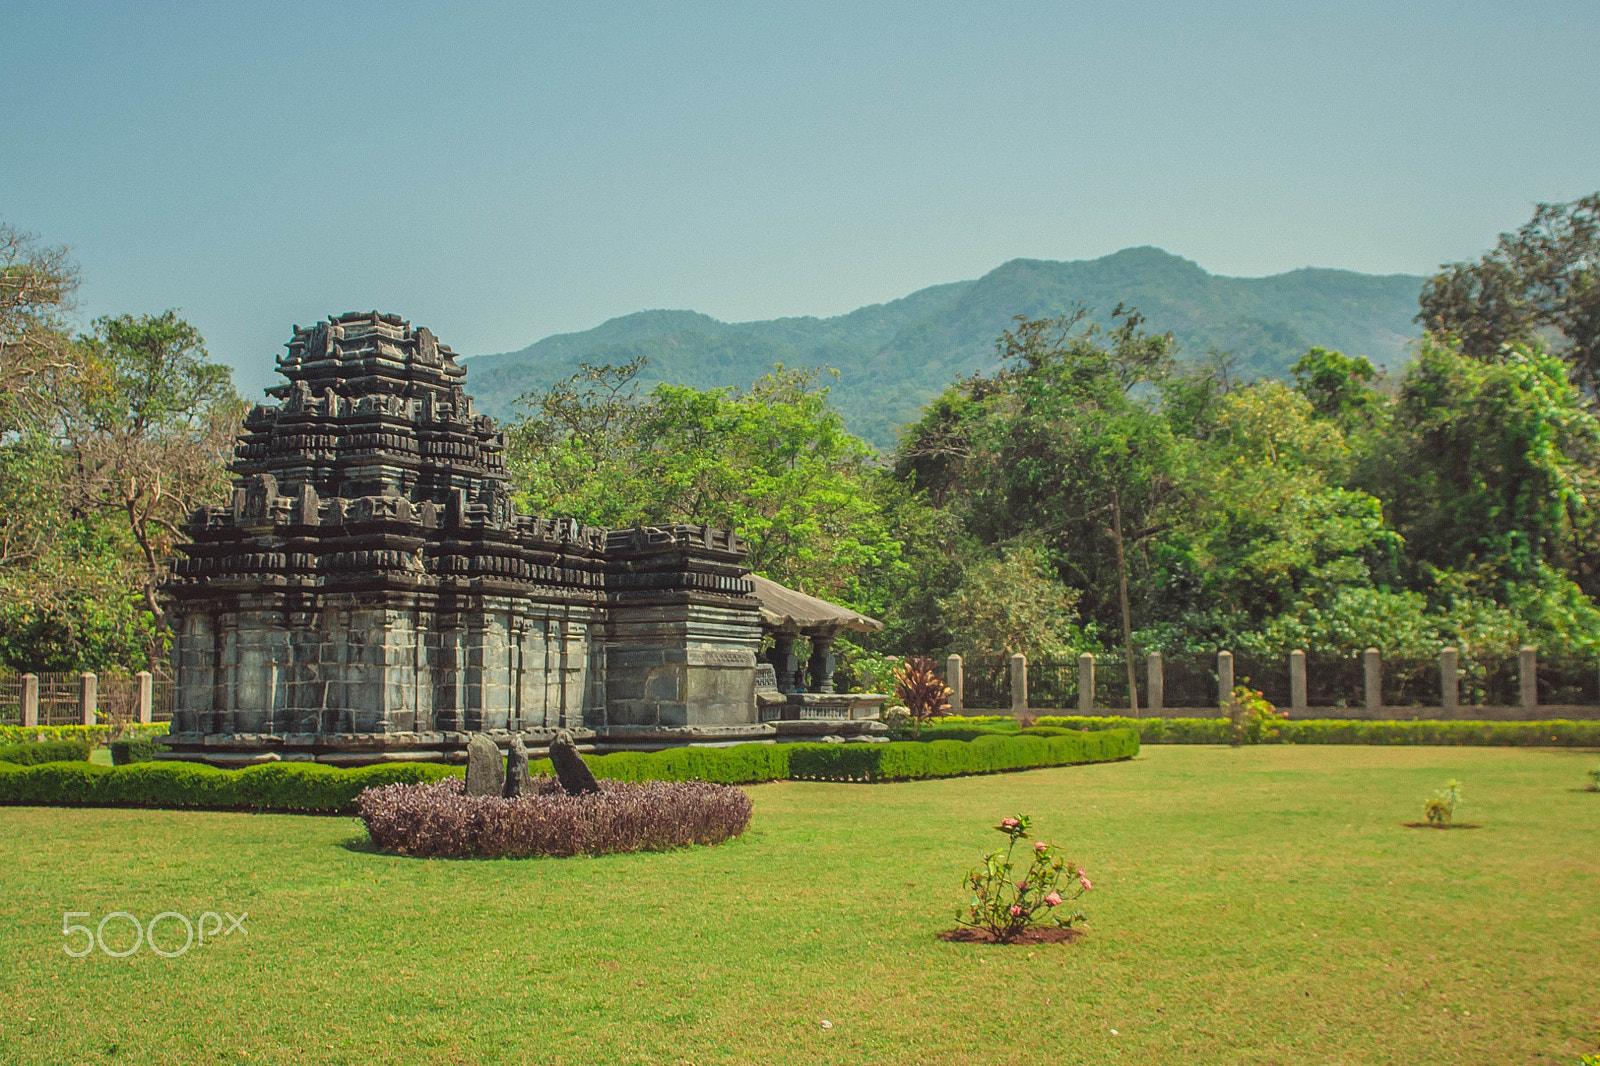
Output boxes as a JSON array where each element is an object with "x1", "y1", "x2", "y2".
[{"x1": 162, "y1": 312, "x2": 762, "y2": 761}]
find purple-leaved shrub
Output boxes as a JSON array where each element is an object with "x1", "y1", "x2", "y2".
[{"x1": 356, "y1": 774, "x2": 752, "y2": 858}]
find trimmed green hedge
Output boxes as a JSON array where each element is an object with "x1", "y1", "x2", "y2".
[
  {"x1": 0, "y1": 739, "x2": 92, "y2": 765},
  {"x1": 889, "y1": 723, "x2": 1018, "y2": 742},
  {"x1": 0, "y1": 760, "x2": 458, "y2": 813},
  {"x1": 0, "y1": 723, "x2": 170, "y2": 746},
  {"x1": 0, "y1": 730, "x2": 1138, "y2": 812},
  {"x1": 529, "y1": 743, "x2": 793, "y2": 786},
  {"x1": 110, "y1": 737, "x2": 161, "y2": 765},
  {"x1": 787, "y1": 729, "x2": 1139, "y2": 782},
  {"x1": 1035, "y1": 716, "x2": 1600, "y2": 746}
]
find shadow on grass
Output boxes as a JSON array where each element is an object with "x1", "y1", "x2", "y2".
[{"x1": 1399, "y1": 822, "x2": 1482, "y2": 829}]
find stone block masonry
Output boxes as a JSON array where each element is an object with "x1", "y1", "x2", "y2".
[{"x1": 161, "y1": 312, "x2": 764, "y2": 762}]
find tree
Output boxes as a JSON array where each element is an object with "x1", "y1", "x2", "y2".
[
  {"x1": 962, "y1": 309, "x2": 1182, "y2": 708},
  {"x1": 1374, "y1": 335, "x2": 1600, "y2": 586},
  {"x1": 508, "y1": 361, "x2": 903, "y2": 607},
  {"x1": 938, "y1": 544, "x2": 1086, "y2": 658},
  {"x1": 0, "y1": 223, "x2": 78, "y2": 431},
  {"x1": 54, "y1": 312, "x2": 243, "y2": 640},
  {"x1": 1418, "y1": 193, "x2": 1600, "y2": 394},
  {"x1": 1290, "y1": 347, "x2": 1387, "y2": 433}
]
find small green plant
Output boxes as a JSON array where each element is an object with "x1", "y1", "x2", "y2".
[
  {"x1": 1424, "y1": 779, "x2": 1462, "y2": 825},
  {"x1": 956, "y1": 813, "x2": 1091, "y2": 942},
  {"x1": 893, "y1": 656, "x2": 952, "y2": 738},
  {"x1": 1227, "y1": 684, "x2": 1285, "y2": 746},
  {"x1": 1587, "y1": 764, "x2": 1599, "y2": 792}
]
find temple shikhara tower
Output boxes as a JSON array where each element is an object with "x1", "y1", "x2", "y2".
[{"x1": 159, "y1": 311, "x2": 865, "y2": 764}]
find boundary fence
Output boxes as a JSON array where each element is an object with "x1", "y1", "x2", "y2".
[
  {"x1": 0, "y1": 669, "x2": 172, "y2": 727},
  {"x1": 945, "y1": 645, "x2": 1600, "y2": 720}
]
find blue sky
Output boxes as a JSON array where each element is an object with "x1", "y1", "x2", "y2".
[{"x1": 5, "y1": 0, "x2": 1597, "y2": 399}]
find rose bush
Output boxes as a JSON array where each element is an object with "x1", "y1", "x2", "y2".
[{"x1": 955, "y1": 813, "x2": 1091, "y2": 942}]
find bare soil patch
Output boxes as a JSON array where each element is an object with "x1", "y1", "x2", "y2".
[
  {"x1": 1400, "y1": 822, "x2": 1481, "y2": 829},
  {"x1": 936, "y1": 926, "x2": 1086, "y2": 945}
]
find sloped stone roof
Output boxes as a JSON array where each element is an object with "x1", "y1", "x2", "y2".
[{"x1": 747, "y1": 573, "x2": 882, "y2": 633}]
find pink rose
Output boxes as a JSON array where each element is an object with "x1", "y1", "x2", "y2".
[
  {"x1": 1044, "y1": 891, "x2": 1063, "y2": 907},
  {"x1": 1034, "y1": 842, "x2": 1048, "y2": 852},
  {"x1": 1079, "y1": 874, "x2": 1093, "y2": 891},
  {"x1": 1000, "y1": 818, "x2": 1020, "y2": 828},
  {"x1": 1008, "y1": 905, "x2": 1023, "y2": 916}
]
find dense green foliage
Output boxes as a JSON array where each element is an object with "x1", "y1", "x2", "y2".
[
  {"x1": 0, "y1": 722, "x2": 170, "y2": 745},
  {"x1": 0, "y1": 224, "x2": 242, "y2": 672},
  {"x1": 10, "y1": 200, "x2": 1600, "y2": 684},
  {"x1": 500, "y1": 249, "x2": 1600, "y2": 676},
  {"x1": 1419, "y1": 193, "x2": 1600, "y2": 396}
]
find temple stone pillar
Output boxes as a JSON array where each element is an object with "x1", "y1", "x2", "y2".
[
  {"x1": 768, "y1": 633, "x2": 802, "y2": 693},
  {"x1": 807, "y1": 632, "x2": 838, "y2": 694}
]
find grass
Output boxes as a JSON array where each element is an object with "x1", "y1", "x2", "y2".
[{"x1": 1, "y1": 745, "x2": 1596, "y2": 1065}]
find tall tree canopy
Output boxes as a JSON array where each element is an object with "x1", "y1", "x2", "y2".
[
  {"x1": 1419, "y1": 192, "x2": 1600, "y2": 395},
  {"x1": 0, "y1": 224, "x2": 242, "y2": 670}
]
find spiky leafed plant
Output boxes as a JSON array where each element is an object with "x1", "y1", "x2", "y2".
[{"x1": 893, "y1": 656, "x2": 952, "y2": 738}]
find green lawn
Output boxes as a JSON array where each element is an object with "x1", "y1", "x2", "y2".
[{"x1": 1, "y1": 745, "x2": 1596, "y2": 1065}]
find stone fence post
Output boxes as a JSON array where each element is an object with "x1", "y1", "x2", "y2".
[
  {"x1": 1217, "y1": 650, "x2": 1233, "y2": 711},
  {"x1": 945, "y1": 654, "x2": 963, "y2": 715},
  {"x1": 1289, "y1": 649, "x2": 1307, "y2": 715},
  {"x1": 20, "y1": 674, "x2": 38, "y2": 728},
  {"x1": 1363, "y1": 649, "x2": 1381, "y2": 715},
  {"x1": 137, "y1": 670, "x2": 154, "y2": 725},
  {"x1": 1009, "y1": 653, "x2": 1028, "y2": 715},
  {"x1": 1078, "y1": 653, "x2": 1094, "y2": 714},
  {"x1": 1519, "y1": 645, "x2": 1537, "y2": 710},
  {"x1": 78, "y1": 671, "x2": 97, "y2": 727},
  {"x1": 1147, "y1": 652, "x2": 1163, "y2": 713},
  {"x1": 1440, "y1": 647, "x2": 1458, "y2": 713}
]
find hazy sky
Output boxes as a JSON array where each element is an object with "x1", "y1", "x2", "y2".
[{"x1": 5, "y1": 0, "x2": 1597, "y2": 398}]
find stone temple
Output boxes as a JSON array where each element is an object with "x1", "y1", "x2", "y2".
[{"x1": 160, "y1": 312, "x2": 883, "y2": 764}]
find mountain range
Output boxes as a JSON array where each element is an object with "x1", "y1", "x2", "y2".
[{"x1": 464, "y1": 246, "x2": 1427, "y2": 449}]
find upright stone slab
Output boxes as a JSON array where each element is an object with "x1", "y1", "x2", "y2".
[
  {"x1": 465, "y1": 734, "x2": 504, "y2": 797},
  {"x1": 548, "y1": 729, "x2": 600, "y2": 795},
  {"x1": 503, "y1": 734, "x2": 531, "y2": 798}
]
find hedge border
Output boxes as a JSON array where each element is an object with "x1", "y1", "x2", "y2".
[
  {"x1": 0, "y1": 723, "x2": 171, "y2": 746},
  {"x1": 0, "y1": 730, "x2": 1139, "y2": 813},
  {"x1": 1034, "y1": 716, "x2": 1600, "y2": 746}
]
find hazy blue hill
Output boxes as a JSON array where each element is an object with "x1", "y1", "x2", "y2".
[{"x1": 466, "y1": 248, "x2": 1423, "y2": 448}]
